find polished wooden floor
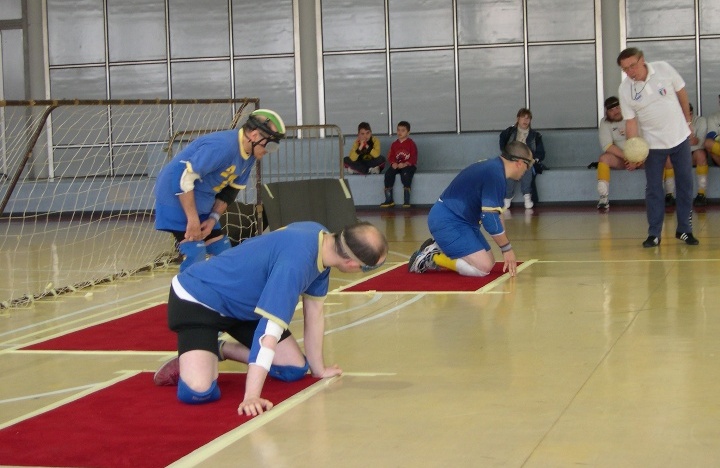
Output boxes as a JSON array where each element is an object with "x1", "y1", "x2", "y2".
[{"x1": 2, "y1": 204, "x2": 720, "y2": 467}]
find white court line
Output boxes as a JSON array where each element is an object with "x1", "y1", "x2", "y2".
[
  {"x1": 168, "y1": 376, "x2": 342, "y2": 468},
  {"x1": 0, "y1": 371, "x2": 139, "y2": 430},
  {"x1": 0, "y1": 383, "x2": 97, "y2": 404},
  {"x1": 0, "y1": 285, "x2": 168, "y2": 339},
  {"x1": 0, "y1": 299, "x2": 166, "y2": 350}
]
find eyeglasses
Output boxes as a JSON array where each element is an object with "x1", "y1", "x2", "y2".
[
  {"x1": 337, "y1": 232, "x2": 384, "y2": 273},
  {"x1": 621, "y1": 58, "x2": 641, "y2": 73},
  {"x1": 256, "y1": 133, "x2": 281, "y2": 153},
  {"x1": 502, "y1": 152, "x2": 531, "y2": 169}
]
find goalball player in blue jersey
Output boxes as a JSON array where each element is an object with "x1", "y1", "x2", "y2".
[
  {"x1": 154, "y1": 109, "x2": 286, "y2": 271},
  {"x1": 153, "y1": 221, "x2": 388, "y2": 416},
  {"x1": 408, "y1": 141, "x2": 533, "y2": 277}
]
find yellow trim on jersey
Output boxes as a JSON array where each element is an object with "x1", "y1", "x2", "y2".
[
  {"x1": 482, "y1": 206, "x2": 503, "y2": 213},
  {"x1": 239, "y1": 128, "x2": 251, "y2": 160},
  {"x1": 302, "y1": 293, "x2": 327, "y2": 302},
  {"x1": 254, "y1": 307, "x2": 289, "y2": 330},
  {"x1": 317, "y1": 231, "x2": 326, "y2": 271}
]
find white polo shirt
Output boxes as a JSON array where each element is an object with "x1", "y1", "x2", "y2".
[
  {"x1": 618, "y1": 61, "x2": 690, "y2": 149},
  {"x1": 706, "y1": 112, "x2": 720, "y2": 139}
]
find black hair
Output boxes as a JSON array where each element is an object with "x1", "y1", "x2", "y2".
[
  {"x1": 358, "y1": 122, "x2": 372, "y2": 132},
  {"x1": 397, "y1": 121, "x2": 411, "y2": 131}
]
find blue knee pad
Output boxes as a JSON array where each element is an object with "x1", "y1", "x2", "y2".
[
  {"x1": 206, "y1": 236, "x2": 231, "y2": 256},
  {"x1": 269, "y1": 359, "x2": 310, "y2": 382},
  {"x1": 178, "y1": 241, "x2": 206, "y2": 272},
  {"x1": 177, "y1": 377, "x2": 221, "y2": 404}
]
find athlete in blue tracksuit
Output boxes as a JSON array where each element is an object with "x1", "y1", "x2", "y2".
[
  {"x1": 153, "y1": 221, "x2": 388, "y2": 416},
  {"x1": 408, "y1": 141, "x2": 533, "y2": 277},
  {"x1": 154, "y1": 109, "x2": 286, "y2": 271}
]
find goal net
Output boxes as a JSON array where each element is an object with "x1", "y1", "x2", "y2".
[{"x1": 0, "y1": 98, "x2": 258, "y2": 308}]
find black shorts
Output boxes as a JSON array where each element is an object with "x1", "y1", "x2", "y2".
[
  {"x1": 167, "y1": 228, "x2": 224, "y2": 244},
  {"x1": 167, "y1": 286, "x2": 292, "y2": 356}
]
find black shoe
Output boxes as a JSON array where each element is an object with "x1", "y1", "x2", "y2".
[
  {"x1": 693, "y1": 194, "x2": 708, "y2": 207},
  {"x1": 675, "y1": 232, "x2": 699, "y2": 245},
  {"x1": 665, "y1": 194, "x2": 676, "y2": 207},
  {"x1": 642, "y1": 236, "x2": 660, "y2": 248}
]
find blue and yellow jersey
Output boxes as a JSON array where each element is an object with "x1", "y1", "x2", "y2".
[
  {"x1": 154, "y1": 129, "x2": 254, "y2": 231},
  {"x1": 176, "y1": 221, "x2": 330, "y2": 329},
  {"x1": 437, "y1": 157, "x2": 506, "y2": 224}
]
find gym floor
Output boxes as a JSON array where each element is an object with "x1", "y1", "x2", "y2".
[{"x1": 1, "y1": 204, "x2": 719, "y2": 467}]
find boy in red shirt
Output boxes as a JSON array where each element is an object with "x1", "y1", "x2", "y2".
[{"x1": 381, "y1": 121, "x2": 418, "y2": 208}]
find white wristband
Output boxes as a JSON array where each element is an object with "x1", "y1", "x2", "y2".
[{"x1": 208, "y1": 212, "x2": 221, "y2": 222}]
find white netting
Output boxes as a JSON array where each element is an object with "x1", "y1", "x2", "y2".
[{"x1": 0, "y1": 99, "x2": 258, "y2": 307}]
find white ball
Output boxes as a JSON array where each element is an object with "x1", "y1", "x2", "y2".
[{"x1": 624, "y1": 137, "x2": 649, "y2": 163}]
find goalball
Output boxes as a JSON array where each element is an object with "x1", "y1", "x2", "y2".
[{"x1": 624, "y1": 136, "x2": 649, "y2": 163}]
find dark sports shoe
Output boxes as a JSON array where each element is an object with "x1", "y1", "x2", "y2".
[
  {"x1": 693, "y1": 194, "x2": 708, "y2": 207},
  {"x1": 675, "y1": 231, "x2": 699, "y2": 245},
  {"x1": 642, "y1": 236, "x2": 660, "y2": 248},
  {"x1": 380, "y1": 200, "x2": 395, "y2": 208},
  {"x1": 153, "y1": 356, "x2": 180, "y2": 386},
  {"x1": 408, "y1": 238, "x2": 441, "y2": 273},
  {"x1": 665, "y1": 194, "x2": 676, "y2": 207}
]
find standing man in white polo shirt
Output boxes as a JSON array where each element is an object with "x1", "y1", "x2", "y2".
[{"x1": 617, "y1": 47, "x2": 698, "y2": 248}]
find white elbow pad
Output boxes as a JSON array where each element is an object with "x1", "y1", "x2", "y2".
[{"x1": 179, "y1": 167, "x2": 201, "y2": 193}]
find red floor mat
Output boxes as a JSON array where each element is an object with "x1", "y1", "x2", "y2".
[
  {"x1": 340, "y1": 262, "x2": 517, "y2": 292},
  {"x1": 21, "y1": 303, "x2": 175, "y2": 352},
  {"x1": 0, "y1": 372, "x2": 319, "y2": 468}
]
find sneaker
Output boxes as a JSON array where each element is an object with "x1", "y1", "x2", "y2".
[
  {"x1": 503, "y1": 198, "x2": 512, "y2": 210},
  {"x1": 675, "y1": 231, "x2": 699, "y2": 245},
  {"x1": 597, "y1": 195, "x2": 609, "y2": 210},
  {"x1": 642, "y1": 236, "x2": 660, "y2": 248},
  {"x1": 402, "y1": 203, "x2": 411, "y2": 208},
  {"x1": 523, "y1": 194, "x2": 534, "y2": 209},
  {"x1": 693, "y1": 194, "x2": 708, "y2": 207},
  {"x1": 665, "y1": 194, "x2": 676, "y2": 207},
  {"x1": 380, "y1": 200, "x2": 395, "y2": 208},
  {"x1": 408, "y1": 238, "x2": 442, "y2": 273},
  {"x1": 153, "y1": 356, "x2": 180, "y2": 386},
  {"x1": 368, "y1": 166, "x2": 380, "y2": 174}
]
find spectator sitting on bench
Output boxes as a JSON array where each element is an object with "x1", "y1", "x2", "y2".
[{"x1": 344, "y1": 122, "x2": 386, "y2": 175}]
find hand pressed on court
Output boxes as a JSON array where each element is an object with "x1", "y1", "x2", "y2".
[
  {"x1": 313, "y1": 364, "x2": 342, "y2": 379},
  {"x1": 502, "y1": 250, "x2": 517, "y2": 276},
  {"x1": 238, "y1": 396, "x2": 274, "y2": 417}
]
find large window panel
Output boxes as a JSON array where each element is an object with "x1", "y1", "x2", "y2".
[
  {"x1": 170, "y1": 61, "x2": 232, "y2": 99},
  {"x1": 459, "y1": 47, "x2": 525, "y2": 131},
  {"x1": 625, "y1": 0, "x2": 695, "y2": 38},
  {"x1": 168, "y1": 0, "x2": 229, "y2": 59},
  {"x1": 110, "y1": 64, "x2": 168, "y2": 99},
  {"x1": 700, "y1": 0, "x2": 720, "y2": 35},
  {"x1": 234, "y1": 57, "x2": 297, "y2": 125},
  {"x1": 323, "y1": 53, "x2": 387, "y2": 136},
  {"x1": 457, "y1": 0, "x2": 523, "y2": 45},
  {"x1": 527, "y1": 0, "x2": 595, "y2": 42},
  {"x1": 47, "y1": 0, "x2": 105, "y2": 65},
  {"x1": 390, "y1": 50, "x2": 455, "y2": 133},
  {"x1": 630, "y1": 41, "x2": 697, "y2": 108},
  {"x1": 109, "y1": 64, "x2": 169, "y2": 144},
  {"x1": 389, "y1": 0, "x2": 453, "y2": 48},
  {"x1": 321, "y1": 0, "x2": 385, "y2": 52},
  {"x1": 50, "y1": 67, "x2": 107, "y2": 99},
  {"x1": 699, "y1": 39, "x2": 720, "y2": 116},
  {"x1": 107, "y1": 0, "x2": 166, "y2": 62},
  {"x1": 528, "y1": 44, "x2": 597, "y2": 129},
  {"x1": 1, "y1": 30, "x2": 25, "y2": 99},
  {"x1": 232, "y1": 0, "x2": 294, "y2": 55}
]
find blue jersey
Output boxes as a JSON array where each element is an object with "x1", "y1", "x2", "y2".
[
  {"x1": 154, "y1": 129, "x2": 255, "y2": 231},
  {"x1": 176, "y1": 221, "x2": 330, "y2": 329},
  {"x1": 437, "y1": 157, "x2": 506, "y2": 224}
]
